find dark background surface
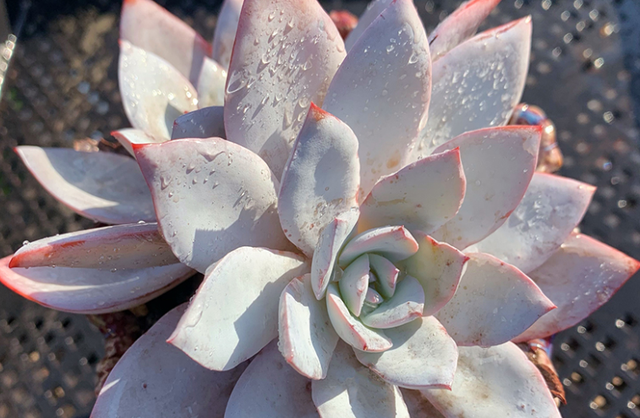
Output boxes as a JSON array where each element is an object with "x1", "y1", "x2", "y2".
[{"x1": 1, "y1": 0, "x2": 640, "y2": 417}]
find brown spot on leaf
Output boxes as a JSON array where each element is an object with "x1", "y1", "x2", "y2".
[{"x1": 386, "y1": 151, "x2": 401, "y2": 169}]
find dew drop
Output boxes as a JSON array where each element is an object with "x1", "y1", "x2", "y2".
[
  {"x1": 226, "y1": 70, "x2": 247, "y2": 94},
  {"x1": 283, "y1": 108, "x2": 293, "y2": 129}
]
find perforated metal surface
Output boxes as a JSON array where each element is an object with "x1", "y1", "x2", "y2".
[
  {"x1": 0, "y1": 0, "x2": 638, "y2": 417},
  {"x1": 0, "y1": 290, "x2": 103, "y2": 418}
]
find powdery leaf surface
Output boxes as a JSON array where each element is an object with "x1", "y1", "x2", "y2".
[{"x1": 92, "y1": 304, "x2": 246, "y2": 418}]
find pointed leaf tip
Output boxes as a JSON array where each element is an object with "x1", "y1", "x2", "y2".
[
  {"x1": 131, "y1": 142, "x2": 147, "y2": 152},
  {"x1": 515, "y1": 233, "x2": 640, "y2": 341},
  {"x1": 428, "y1": 0, "x2": 501, "y2": 59},
  {"x1": 308, "y1": 102, "x2": 328, "y2": 120}
]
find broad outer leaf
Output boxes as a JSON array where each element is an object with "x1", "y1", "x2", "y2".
[
  {"x1": 415, "y1": 17, "x2": 531, "y2": 158},
  {"x1": 359, "y1": 148, "x2": 465, "y2": 234},
  {"x1": 435, "y1": 252, "x2": 555, "y2": 347},
  {"x1": 120, "y1": 0, "x2": 211, "y2": 84},
  {"x1": 224, "y1": 0, "x2": 346, "y2": 178},
  {"x1": 92, "y1": 304, "x2": 246, "y2": 418},
  {"x1": 119, "y1": 41, "x2": 198, "y2": 140},
  {"x1": 0, "y1": 255, "x2": 192, "y2": 314},
  {"x1": 324, "y1": 0, "x2": 432, "y2": 197},
  {"x1": 171, "y1": 106, "x2": 226, "y2": 140},
  {"x1": 169, "y1": 247, "x2": 308, "y2": 371},
  {"x1": 397, "y1": 232, "x2": 468, "y2": 316},
  {"x1": 196, "y1": 57, "x2": 227, "y2": 108},
  {"x1": 431, "y1": 126, "x2": 541, "y2": 249},
  {"x1": 516, "y1": 233, "x2": 640, "y2": 342},
  {"x1": 278, "y1": 104, "x2": 360, "y2": 256},
  {"x1": 474, "y1": 172, "x2": 596, "y2": 273},
  {"x1": 212, "y1": 0, "x2": 244, "y2": 69},
  {"x1": 112, "y1": 128, "x2": 166, "y2": 157},
  {"x1": 355, "y1": 317, "x2": 458, "y2": 389},
  {"x1": 312, "y1": 342, "x2": 410, "y2": 418},
  {"x1": 10, "y1": 223, "x2": 178, "y2": 269},
  {"x1": 134, "y1": 138, "x2": 290, "y2": 273},
  {"x1": 423, "y1": 343, "x2": 561, "y2": 418},
  {"x1": 428, "y1": 0, "x2": 501, "y2": 60},
  {"x1": 225, "y1": 341, "x2": 319, "y2": 418},
  {"x1": 15, "y1": 146, "x2": 155, "y2": 225},
  {"x1": 279, "y1": 274, "x2": 339, "y2": 380}
]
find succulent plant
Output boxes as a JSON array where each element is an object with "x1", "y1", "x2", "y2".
[{"x1": 1, "y1": 0, "x2": 639, "y2": 416}]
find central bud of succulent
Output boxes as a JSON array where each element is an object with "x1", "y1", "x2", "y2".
[{"x1": 322, "y1": 225, "x2": 425, "y2": 352}]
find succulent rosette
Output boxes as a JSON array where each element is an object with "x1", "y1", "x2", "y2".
[{"x1": 1, "y1": 0, "x2": 639, "y2": 416}]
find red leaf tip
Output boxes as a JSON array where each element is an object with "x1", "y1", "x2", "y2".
[
  {"x1": 7, "y1": 256, "x2": 19, "y2": 269},
  {"x1": 309, "y1": 103, "x2": 329, "y2": 122},
  {"x1": 131, "y1": 142, "x2": 148, "y2": 153}
]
